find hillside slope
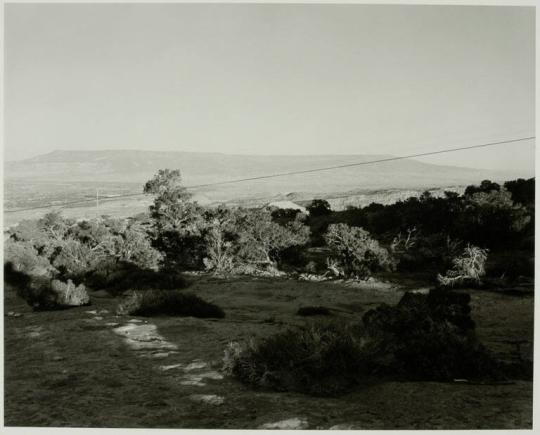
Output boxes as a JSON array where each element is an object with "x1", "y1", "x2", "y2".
[{"x1": 6, "y1": 149, "x2": 516, "y2": 194}]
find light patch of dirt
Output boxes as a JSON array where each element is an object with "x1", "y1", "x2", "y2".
[
  {"x1": 329, "y1": 423, "x2": 359, "y2": 429},
  {"x1": 259, "y1": 417, "x2": 309, "y2": 429},
  {"x1": 159, "y1": 363, "x2": 184, "y2": 371},
  {"x1": 113, "y1": 323, "x2": 178, "y2": 352},
  {"x1": 26, "y1": 325, "x2": 44, "y2": 339},
  {"x1": 189, "y1": 394, "x2": 225, "y2": 406}
]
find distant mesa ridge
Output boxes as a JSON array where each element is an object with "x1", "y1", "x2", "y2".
[{"x1": 6, "y1": 149, "x2": 522, "y2": 195}]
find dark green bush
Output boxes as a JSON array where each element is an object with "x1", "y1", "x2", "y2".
[
  {"x1": 307, "y1": 199, "x2": 332, "y2": 217},
  {"x1": 361, "y1": 289, "x2": 503, "y2": 381},
  {"x1": 4, "y1": 262, "x2": 90, "y2": 310},
  {"x1": 324, "y1": 223, "x2": 395, "y2": 278},
  {"x1": 85, "y1": 261, "x2": 188, "y2": 295},
  {"x1": 223, "y1": 322, "x2": 366, "y2": 396},
  {"x1": 4, "y1": 240, "x2": 56, "y2": 277},
  {"x1": 226, "y1": 289, "x2": 508, "y2": 396},
  {"x1": 117, "y1": 290, "x2": 224, "y2": 318}
]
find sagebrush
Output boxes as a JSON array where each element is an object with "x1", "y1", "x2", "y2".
[{"x1": 116, "y1": 289, "x2": 225, "y2": 318}]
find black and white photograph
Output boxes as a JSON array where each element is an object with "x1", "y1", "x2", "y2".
[{"x1": 2, "y1": 1, "x2": 536, "y2": 431}]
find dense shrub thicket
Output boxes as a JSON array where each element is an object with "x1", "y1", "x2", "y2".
[
  {"x1": 4, "y1": 262, "x2": 90, "y2": 310},
  {"x1": 4, "y1": 173, "x2": 534, "y2": 310},
  {"x1": 223, "y1": 289, "x2": 508, "y2": 396},
  {"x1": 4, "y1": 212, "x2": 165, "y2": 307},
  {"x1": 306, "y1": 178, "x2": 534, "y2": 281},
  {"x1": 142, "y1": 170, "x2": 311, "y2": 274},
  {"x1": 6, "y1": 212, "x2": 162, "y2": 282}
]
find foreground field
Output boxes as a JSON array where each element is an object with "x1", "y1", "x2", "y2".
[{"x1": 4, "y1": 276, "x2": 533, "y2": 429}]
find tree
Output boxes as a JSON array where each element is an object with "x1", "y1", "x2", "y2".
[
  {"x1": 143, "y1": 169, "x2": 205, "y2": 269},
  {"x1": 464, "y1": 180, "x2": 500, "y2": 197},
  {"x1": 307, "y1": 199, "x2": 332, "y2": 216},
  {"x1": 437, "y1": 244, "x2": 488, "y2": 287},
  {"x1": 9, "y1": 214, "x2": 72, "y2": 258},
  {"x1": 38, "y1": 211, "x2": 72, "y2": 240},
  {"x1": 463, "y1": 188, "x2": 531, "y2": 243},
  {"x1": 144, "y1": 169, "x2": 191, "y2": 202},
  {"x1": 4, "y1": 240, "x2": 54, "y2": 277},
  {"x1": 97, "y1": 222, "x2": 162, "y2": 270},
  {"x1": 52, "y1": 238, "x2": 100, "y2": 279},
  {"x1": 504, "y1": 178, "x2": 535, "y2": 207},
  {"x1": 69, "y1": 219, "x2": 112, "y2": 247},
  {"x1": 202, "y1": 206, "x2": 237, "y2": 273},
  {"x1": 234, "y1": 208, "x2": 310, "y2": 268},
  {"x1": 143, "y1": 169, "x2": 196, "y2": 231},
  {"x1": 324, "y1": 223, "x2": 394, "y2": 279}
]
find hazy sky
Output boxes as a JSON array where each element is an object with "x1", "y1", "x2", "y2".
[{"x1": 5, "y1": 4, "x2": 535, "y2": 173}]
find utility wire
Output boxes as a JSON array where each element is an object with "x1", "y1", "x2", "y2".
[
  {"x1": 186, "y1": 136, "x2": 535, "y2": 189},
  {"x1": 4, "y1": 192, "x2": 146, "y2": 214},
  {"x1": 4, "y1": 136, "x2": 535, "y2": 214}
]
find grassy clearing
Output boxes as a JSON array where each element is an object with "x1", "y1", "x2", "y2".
[
  {"x1": 226, "y1": 288, "x2": 522, "y2": 396},
  {"x1": 4, "y1": 275, "x2": 534, "y2": 429}
]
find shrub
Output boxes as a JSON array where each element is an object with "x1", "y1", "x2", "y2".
[
  {"x1": 324, "y1": 223, "x2": 394, "y2": 279},
  {"x1": 485, "y1": 251, "x2": 535, "y2": 282},
  {"x1": 199, "y1": 207, "x2": 310, "y2": 275},
  {"x1": 459, "y1": 189, "x2": 532, "y2": 248},
  {"x1": 49, "y1": 279, "x2": 90, "y2": 308},
  {"x1": 4, "y1": 240, "x2": 55, "y2": 277},
  {"x1": 504, "y1": 178, "x2": 534, "y2": 207},
  {"x1": 233, "y1": 208, "x2": 310, "y2": 268},
  {"x1": 464, "y1": 179, "x2": 501, "y2": 196},
  {"x1": 202, "y1": 208, "x2": 237, "y2": 273},
  {"x1": 390, "y1": 227, "x2": 418, "y2": 255},
  {"x1": 13, "y1": 276, "x2": 58, "y2": 310},
  {"x1": 116, "y1": 290, "x2": 225, "y2": 318},
  {"x1": 391, "y1": 233, "x2": 464, "y2": 275},
  {"x1": 361, "y1": 289, "x2": 503, "y2": 381},
  {"x1": 52, "y1": 238, "x2": 101, "y2": 280},
  {"x1": 4, "y1": 262, "x2": 34, "y2": 294},
  {"x1": 437, "y1": 244, "x2": 488, "y2": 287},
  {"x1": 225, "y1": 289, "x2": 506, "y2": 396},
  {"x1": 98, "y1": 224, "x2": 163, "y2": 270},
  {"x1": 297, "y1": 306, "x2": 332, "y2": 316},
  {"x1": 221, "y1": 322, "x2": 366, "y2": 396},
  {"x1": 223, "y1": 341, "x2": 245, "y2": 376},
  {"x1": 4, "y1": 263, "x2": 89, "y2": 310},
  {"x1": 307, "y1": 199, "x2": 332, "y2": 217},
  {"x1": 85, "y1": 262, "x2": 188, "y2": 295}
]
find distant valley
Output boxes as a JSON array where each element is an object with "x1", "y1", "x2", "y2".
[{"x1": 4, "y1": 149, "x2": 525, "y2": 226}]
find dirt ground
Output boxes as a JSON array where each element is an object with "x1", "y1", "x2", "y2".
[{"x1": 3, "y1": 275, "x2": 533, "y2": 429}]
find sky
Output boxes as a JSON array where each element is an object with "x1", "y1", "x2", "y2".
[{"x1": 4, "y1": 4, "x2": 535, "y2": 174}]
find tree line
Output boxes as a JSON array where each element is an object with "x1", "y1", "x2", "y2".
[{"x1": 4, "y1": 170, "x2": 534, "y2": 298}]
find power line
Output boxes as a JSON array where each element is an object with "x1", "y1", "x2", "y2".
[
  {"x1": 186, "y1": 136, "x2": 535, "y2": 189},
  {"x1": 4, "y1": 192, "x2": 145, "y2": 214},
  {"x1": 4, "y1": 135, "x2": 535, "y2": 214}
]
